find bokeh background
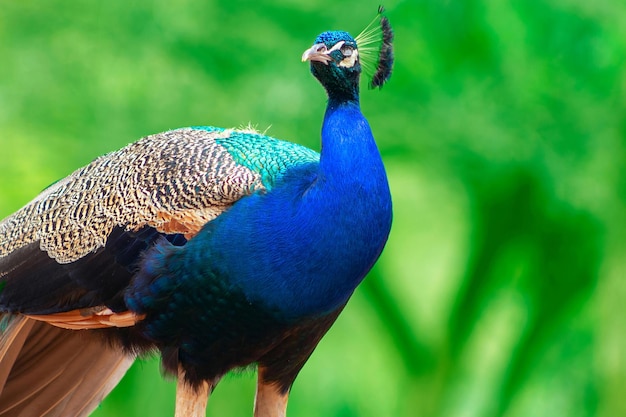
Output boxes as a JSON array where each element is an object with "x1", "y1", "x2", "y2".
[{"x1": 1, "y1": 1, "x2": 625, "y2": 416}]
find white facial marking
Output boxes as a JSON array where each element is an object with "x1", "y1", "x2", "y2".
[
  {"x1": 339, "y1": 48, "x2": 359, "y2": 68},
  {"x1": 327, "y1": 40, "x2": 345, "y2": 54}
]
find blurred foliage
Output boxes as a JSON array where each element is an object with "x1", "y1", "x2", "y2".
[{"x1": 0, "y1": 0, "x2": 625, "y2": 416}]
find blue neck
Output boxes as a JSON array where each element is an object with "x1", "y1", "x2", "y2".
[
  {"x1": 268, "y1": 99, "x2": 391, "y2": 317},
  {"x1": 320, "y1": 99, "x2": 378, "y2": 181}
]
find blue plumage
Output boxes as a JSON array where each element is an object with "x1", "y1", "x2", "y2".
[
  {"x1": 0, "y1": 19, "x2": 394, "y2": 417},
  {"x1": 125, "y1": 87, "x2": 392, "y2": 384}
]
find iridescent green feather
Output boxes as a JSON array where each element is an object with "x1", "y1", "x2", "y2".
[{"x1": 192, "y1": 127, "x2": 319, "y2": 189}]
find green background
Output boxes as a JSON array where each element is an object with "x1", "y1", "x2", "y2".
[{"x1": 1, "y1": 0, "x2": 625, "y2": 416}]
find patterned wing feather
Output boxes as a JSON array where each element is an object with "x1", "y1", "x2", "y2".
[{"x1": 1, "y1": 128, "x2": 261, "y2": 263}]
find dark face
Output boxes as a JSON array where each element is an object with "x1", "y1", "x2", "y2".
[{"x1": 302, "y1": 31, "x2": 361, "y2": 102}]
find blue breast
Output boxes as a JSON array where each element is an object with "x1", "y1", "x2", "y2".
[{"x1": 188, "y1": 102, "x2": 392, "y2": 320}]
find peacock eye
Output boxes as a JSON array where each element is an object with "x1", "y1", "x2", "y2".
[{"x1": 340, "y1": 45, "x2": 354, "y2": 57}]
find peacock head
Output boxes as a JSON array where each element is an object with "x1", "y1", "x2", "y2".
[
  {"x1": 301, "y1": 9, "x2": 394, "y2": 102},
  {"x1": 302, "y1": 31, "x2": 361, "y2": 103}
]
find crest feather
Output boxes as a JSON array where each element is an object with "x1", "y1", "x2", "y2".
[{"x1": 355, "y1": 6, "x2": 394, "y2": 89}]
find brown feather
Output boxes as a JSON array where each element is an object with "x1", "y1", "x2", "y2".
[
  {"x1": 0, "y1": 316, "x2": 34, "y2": 394},
  {"x1": 0, "y1": 315, "x2": 134, "y2": 417}
]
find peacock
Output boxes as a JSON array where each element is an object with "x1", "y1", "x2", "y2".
[{"x1": 0, "y1": 9, "x2": 394, "y2": 417}]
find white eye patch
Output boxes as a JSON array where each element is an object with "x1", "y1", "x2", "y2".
[{"x1": 339, "y1": 48, "x2": 359, "y2": 68}]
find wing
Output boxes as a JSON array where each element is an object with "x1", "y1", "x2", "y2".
[
  {"x1": 0, "y1": 126, "x2": 318, "y2": 318},
  {"x1": 0, "y1": 127, "x2": 264, "y2": 265}
]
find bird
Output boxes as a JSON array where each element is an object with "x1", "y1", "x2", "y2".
[{"x1": 0, "y1": 10, "x2": 394, "y2": 417}]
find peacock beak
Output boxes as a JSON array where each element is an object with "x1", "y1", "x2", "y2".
[{"x1": 301, "y1": 43, "x2": 333, "y2": 65}]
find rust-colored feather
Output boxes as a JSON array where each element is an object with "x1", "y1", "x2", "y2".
[{"x1": 26, "y1": 308, "x2": 145, "y2": 330}]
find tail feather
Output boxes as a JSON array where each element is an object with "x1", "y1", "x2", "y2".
[
  {"x1": 0, "y1": 316, "x2": 35, "y2": 393},
  {"x1": 0, "y1": 315, "x2": 134, "y2": 417}
]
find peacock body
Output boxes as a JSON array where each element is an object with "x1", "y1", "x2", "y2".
[{"x1": 0, "y1": 16, "x2": 393, "y2": 417}]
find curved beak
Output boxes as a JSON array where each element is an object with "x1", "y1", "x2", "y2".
[
  {"x1": 301, "y1": 43, "x2": 333, "y2": 65},
  {"x1": 301, "y1": 41, "x2": 345, "y2": 65}
]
